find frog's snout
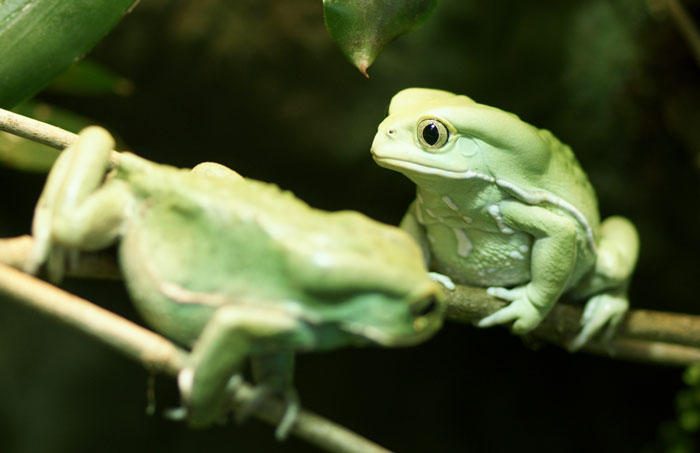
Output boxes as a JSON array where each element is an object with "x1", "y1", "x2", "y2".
[{"x1": 408, "y1": 293, "x2": 445, "y2": 338}]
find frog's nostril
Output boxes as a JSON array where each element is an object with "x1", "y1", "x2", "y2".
[{"x1": 387, "y1": 129, "x2": 396, "y2": 137}]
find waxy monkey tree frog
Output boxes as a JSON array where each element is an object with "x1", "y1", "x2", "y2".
[
  {"x1": 27, "y1": 126, "x2": 444, "y2": 438},
  {"x1": 371, "y1": 88, "x2": 639, "y2": 349}
]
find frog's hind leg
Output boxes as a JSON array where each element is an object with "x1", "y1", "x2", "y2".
[
  {"x1": 177, "y1": 304, "x2": 304, "y2": 436},
  {"x1": 569, "y1": 216, "x2": 639, "y2": 350},
  {"x1": 28, "y1": 127, "x2": 128, "y2": 281}
]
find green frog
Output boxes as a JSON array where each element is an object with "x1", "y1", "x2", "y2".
[
  {"x1": 371, "y1": 88, "x2": 639, "y2": 349},
  {"x1": 28, "y1": 126, "x2": 444, "y2": 438}
]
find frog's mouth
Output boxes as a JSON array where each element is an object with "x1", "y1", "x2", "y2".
[
  {"x1": 340, "y1": 297, "x2": 445, "y2": 347},
  {"x1": 373, "y1": 156, "x2": 497, "y2": 183}
]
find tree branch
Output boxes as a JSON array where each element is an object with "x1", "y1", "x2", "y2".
[
  {"x1": 2, "y1": 235, "x2": 700, "y2": 366},
  {"x1": 446, "y1": 285, "x2": 700, "y2": 365},
  {"x1": 0, "y1": 259, "x2": 392, "y2": 453}
]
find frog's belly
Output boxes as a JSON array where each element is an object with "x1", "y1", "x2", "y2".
[{"x1": 427, "y1": 225, "x2": 533, "y2": 287}]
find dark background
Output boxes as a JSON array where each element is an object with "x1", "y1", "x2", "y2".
[{"x1": 1, "y1": 0, "x2": 699, "y2": 451}]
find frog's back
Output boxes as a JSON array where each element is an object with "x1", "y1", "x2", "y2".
[{"x1": 113, "y1": 154, "x2": 429, "y2": 344}]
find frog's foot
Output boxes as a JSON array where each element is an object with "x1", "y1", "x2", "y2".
[
  {"x1": 568, "y1": 293, "x2": 629, "y2": 351},
  {"x1": 428, "y1": 272, "x2": 455, "y2": 291},
  {"x1": 172, "y1": 367, "x2": 243, "y2": 425},
  {"x1": 235, "y1": 383, "x2": 300, "y2": 440},
  {"x1": 479, "y1": 286, "x2": 546, "y2": 334}
]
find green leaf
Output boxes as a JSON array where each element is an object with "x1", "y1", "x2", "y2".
[
  {"x1": 47, "y1": 60, "x2": 134, "y2": 98},
  {"x1": 323, "y1": 0, "x2": 437, "y2": 77},
  {"x1": 0, "y1": 0, "x2": 138, "y2": 108}
]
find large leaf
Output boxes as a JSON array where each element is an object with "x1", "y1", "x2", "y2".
[
  {"x1": 0, "y1": 0, "x2": 138, "y2": 108},
  {"x1": 323, "y1": 0, "x2": 437, "y2": 77}
]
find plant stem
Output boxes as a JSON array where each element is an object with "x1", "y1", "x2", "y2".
[
  {"x1": 663, "y1": 0, "x2": 700, "y2": 68},
  {"x1": 0, "y1": 107, "x2": 78, "y2": 150},
  {"x1": 0, "y1": 261, "x2": 392, "y2": 453}
]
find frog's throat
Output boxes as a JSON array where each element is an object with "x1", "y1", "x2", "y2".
[
  {"x1": 340, "y1": 320, "x2": 438, "y2": 347},
  {"x1": 376, "y1": 157, "x2": 597, "y2": 253}
]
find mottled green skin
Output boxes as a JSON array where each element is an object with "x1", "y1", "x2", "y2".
[
  {"x1": 372, "y1": 88, "x2": 638, "y2": 346},
  {"x1": 29, "y1": 127, "x2": 443, "y2": 436},
  {"x1": 114, "y1": 153, "x2": 441, "y2": 349}
]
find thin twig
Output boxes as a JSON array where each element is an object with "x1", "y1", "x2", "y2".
[
  {"x1": 663, "y1": 0, "x2": 700, "y2": 68},
  {"x1": 0, "y1": 107, "x2": 78, "y2": 150},
  {"x1": 0, "y1": 261, "x2": 392, "y2": 453}
]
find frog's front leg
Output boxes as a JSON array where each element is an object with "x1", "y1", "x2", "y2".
[
  {"x1": 179, "y1": 304, "x2": 303, "y2": 438},
  {"x1": 478, "y1": 201, "x2": 578, "y2": 333},
  {"x1": 27, "y1": 127, "x2": 129, "y2": 281}
]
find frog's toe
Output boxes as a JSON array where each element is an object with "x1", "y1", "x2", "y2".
[
  {"x1": 479, "y1": 297, "x2": 542, "y2": 334},
  {"x1": 486, "y1": 286, "x2": 527, "y2": 301},
  {"x1": 428, "y1": 272, "x2": 455, "y2": 290},
  {"x1": 236, "y1": 384, "x2": 300, "y2": 440},
  {"x1": 568, "y1": 293, "x2": 628, "y2": 351}
]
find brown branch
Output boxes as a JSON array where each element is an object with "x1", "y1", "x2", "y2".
[{"x1": 446, "y1": 285, "x2": 700, "y2": 365}]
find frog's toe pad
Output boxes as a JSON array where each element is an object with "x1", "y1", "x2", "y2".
[
  {"x1": 428, "y1": 272, "x2": 456, "y2": 291},
  {"x1": 569, "y1": 293, "x2": 628, "y2": 351}
]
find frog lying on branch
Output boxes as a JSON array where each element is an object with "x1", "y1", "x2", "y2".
[
  {"x1": 372, "y1": 88, "x2": 639, "y2": 349},
  {"x1": 26, "y1": 126, "x2": 444, "y2": 438}
]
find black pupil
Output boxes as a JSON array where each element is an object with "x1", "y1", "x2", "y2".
[{"x1": 422, "y1": 123, "x2": 440, "y2": 145}]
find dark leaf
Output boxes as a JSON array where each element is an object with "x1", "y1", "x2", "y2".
[{"x1": 323, "y1": 0, "x2": 437, "y2": 77}]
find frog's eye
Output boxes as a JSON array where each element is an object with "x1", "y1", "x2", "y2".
[{"x1": 417, "y1": 119, "x2": 449, "y2": 150}]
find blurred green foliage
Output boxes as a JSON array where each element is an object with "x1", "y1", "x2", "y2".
[{"x1": 0, "y1": 0, "x2": 699, "y2": 452}]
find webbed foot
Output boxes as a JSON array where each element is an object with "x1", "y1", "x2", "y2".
[
  {"x1": 479, "y1": 286, "x2": 547, "y2": 334},
  {"x1": 569, "y1": 292, "x2": 628, "y2": 351}
]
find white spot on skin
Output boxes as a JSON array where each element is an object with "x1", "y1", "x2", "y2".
[
  {"x1": 425, "y1": 208, "x2": 436, "y2": 218},
  {"x1": 519, "y1": 244, "x2": 529, "y2": 253},
  {"x1": 442, "y1": 196, "x2": 458, "y2": 211},
  {"x1": 462, "y1": 216, "x2": 473, "y2": 223},
  {"x1": 487, "y1": 205, "x2": 515, "y2": 234},
  {"x1": 509, "y1": 250, "x2": 524, "y2": 260},
  {"x1": 451, "y1": 227, "x2": 473, "y2": 258},
  {"x1": 313, "y1": 253, "x2": 333, "y2": 268}
]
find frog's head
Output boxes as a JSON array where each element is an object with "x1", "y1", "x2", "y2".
[
  {"x1": 291, "y1": 213, "x2": 445, "y2": 348},
  {"x1": 371, "y1": 88, "x2": 553, "y2": 184},
  {"x1": 329, "y1": 279, "x2": 446, "y2": 348}
]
